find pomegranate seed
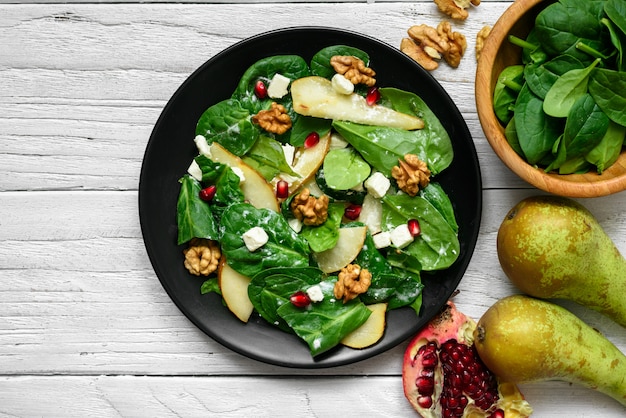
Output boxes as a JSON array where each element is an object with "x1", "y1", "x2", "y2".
[
  {"x1": 254, "y1": 80, "x2": 267, "y2": 99},
  {"x1": 366, "y1": 86, "x2": 381, "y2": 105},
  {"x1": 415, "y1": 376, "x2": 434, "y2": 396},
  {"x1": 489, "y1": 409, "x2": 505, "y2": 418},
  {"x1": 417, "y1": 396, "x2": 433, "y2": 409},
  {"x1": 290, "y1": 291, "x2": 311, "y2": 308},
  {"x1": 199, "y1": 185, "x2": 217, "y2": 202},
  {"x1": 344, "y1": 204, "x2": 362, "y2": 220},
  {"x1": 408, "y1": 218, "x2": 421, "y2": 236},
  {"x1": 276, "y1": 180, "x2": 289, "y2": 198},
  {"x1": 421, "y1": 352, "x2": 438, "y2": 368},
  {"x1": 304, "y1": 131, "x2": 320, "y2": 148}
]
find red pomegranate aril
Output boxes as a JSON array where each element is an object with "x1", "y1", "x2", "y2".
[
  {"x1": 415, "y1": 376, "x2": 434, "y2": 396},
  {"x1": 254, "y1": 80, "x2": 268, "y2": 99},
  {"x1": 408, "y1": 218, "x2": 421, "y2": 236},
  {"x1": 304, "y1": 131, "x2": 320, "y2": 148},
  {"x1": 276, "y1": 180, "x2": 289, "y2": 198},
  {"x1": 489, "y1": 409, "x2": 505, "y2": 418},
  {"x1": 421, "y1": 352, "x2": 438, "y2": 368},
  {"x1": 290, "y1": 291, "x2": 311, "y2": 308},
  {"x1": 366, "y1": 86, "x2": 380, "y2": 105},
  {"x1": 417, "y1": 396, "x2": 433, "y2": 409},
  {"x1": 344, "y1": 204, "x2": 362, "y2": 220},
  {"x1": 199, "y1": 185, "x2": 217, "y2": 202}
]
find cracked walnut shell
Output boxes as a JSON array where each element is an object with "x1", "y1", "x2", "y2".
[
  {"x1": 183, "y1": 238, "x2": 221, "y2": 276},
  {"x1": 290, "y1": 188, "x2": 330, "y2": 226},
  {"x1": 334, "y1": 264, "x2": 372, "y2": 303},
  {"x1": 252, "y1": 102, "x2": 292, "y2": 135},
  {"x1": 392, "y1": 154, "x2": 431, "y2": 196},
  {"x1": 330, "y1": 55, "x2": 376, "y2": 87}
]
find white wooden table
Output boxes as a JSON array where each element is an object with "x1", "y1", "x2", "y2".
[{"x1": 1, "y1": 1, "x2": 625, "y2": 416}]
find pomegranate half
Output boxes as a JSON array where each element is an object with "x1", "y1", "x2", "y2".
[{"x1": 402, "y1": 301, "x2": 533, "y2": 418}]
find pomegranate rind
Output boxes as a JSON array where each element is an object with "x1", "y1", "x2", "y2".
[{"x1": 402, "y1": 301, "x2": 532, "y2": 418}]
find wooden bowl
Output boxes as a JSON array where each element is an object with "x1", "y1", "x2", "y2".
[{"x1": 475, "y1": 0, "x2": 626, "y2": 198}]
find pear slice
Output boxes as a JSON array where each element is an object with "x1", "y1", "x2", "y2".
[
  {"x1": 291, "y1": 76, "x2": 424, "y2": 130},
  {"x1": 341, "y1": 303, "x2": 387, "y2": 349},
  {"x1": 217, "y1": 260, "x2": 254, "y2": 323},
  {"x1": 313, "y1": 225, "x2": 367, "y2": 273},
  {"x1": 208, "y1": 142, "x2": 279, "y2": 212},
  {"x1": 271, "y1": 131, "x2": 331, "y2": 197}
]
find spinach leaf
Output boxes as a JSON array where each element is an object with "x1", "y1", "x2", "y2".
[
  {"x1": 196, "y1": 98, "x2": 260, "y2": 156},
  {"x1": 525, "y1": 55, "x2": 584, "y2": 100},
  {"x1": 200, "y1": 278, "x2": 220, "y2": 295},
  {"x1": 233, "y1": 55, "x2": 310, "y2": 112},
  {"x1": 494, "y1": 65, "x2": 524, "y2": 124},
  {"x1": 176, "y1": 175, "x2": 219, "y2": 245},
  {"x1": 323, "y1": 148, "x2": 371, "y2": 190},
  {"x1": 515, "y1": 84, "x2": 563, "y2": 165},
  {"x1": 504, "y1": 116, "x2": 524, "y2": 157},
  {"x1": 220, "y1": 203, "x2": 310, "y2": 277},
  {"x1": 248, "y1": 266, "x2": 324, "y2": 333},
  {"x1": 535, "y1": 0, "x2": 610, "y2": 63},
  {"x1": 419, "y1": 182, "x2": 458, "y2": 234},
  {"x1": 519, "y1": 29, "x2": 549, "y2": 65},
  {"x1": 310, "y1": 45, "x2": 370, "y2": 79},
  {"x1": 602, "y1": 17, "x2": 626, "y2": 72},
  {"x1": 242, "y1": 135, "x2": 298, "y2": 181},
  {"x1": 381, "y1": 194, "x2": 459, "y2": 271},
  {"x1": 300, "y1": 203, "x2": 344, "y2": 253},
  {"x1": 289, "y1": 115, "x2": 332, "y2": 147},
  {"x1": 605, "y1": 0, "x2": 626, "y2": 36},
  {"x1": 562, "y1": 93, "x2": 610, "y2": 158},
  {"x1": 195, "y1": 155, "x2": 245, "y2": 209},
  {"x1": 379, "y1": 88, "x2": 454, "y2": 175},
  {"x1": 543, "y1": 58, "x2": 600, "y2": 118},
  {"x1": 276, "y1": 278, "x2": 371, "y2": 356},
  {"x1": 589, "y1": 68, "x2": 626, "y2": 126},
  {"x1": 586, "y1": 121, "x2": 626, "y2": 173}
]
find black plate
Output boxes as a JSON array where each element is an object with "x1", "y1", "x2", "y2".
[{"x1": 139, "y1": 27, "x2": 482, "y2": 368}]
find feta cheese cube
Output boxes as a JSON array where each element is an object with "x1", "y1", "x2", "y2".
[
  {"x1": 329, "y1": 132, "x2": 350, "y2": 149},
  {"x1": 364, "y1": 172, "x2": 390, "y2": 199},
  {"x1": 390, "y1": 223, "x2": 414, "y2": 249},
  {"x1": 372, "y1": 231, "x2": 392, "y2": 249},
  {"x1": 231, "y1": 166, "x2": 246, "y2": 184},
  {"x1": 194, "y1": 134, "x2": 211, "y2": 157},
  {"x1": 288, "y1": 217, "x2": 303, "y2": 233},
  {"x1": 267, "y1": 73, "x2": 291, "y2": 99},
  {"x1": 331, "y1": 73, "x2": 355, "y2": 95},
  {"x1": 306, "y1": 285, "x2": 324, "y2": 303},
  {"x1": 187, "y1": 160, "x2": 203, "y2": 182},
  {"x1": 242, "y1": 227, "x2": 269, "y2": 252}
]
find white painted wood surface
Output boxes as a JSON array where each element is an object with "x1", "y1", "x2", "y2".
[{"x1": 0, "y1": 1, "x2": 625, "y2": 416}]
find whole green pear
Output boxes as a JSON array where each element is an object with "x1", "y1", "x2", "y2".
[
  {"x1": 474, "y1": 295, "x2": 626, "y2": 406},
  {"x1": 497, "y1": 195, "x2": 626, "y2": 327}
]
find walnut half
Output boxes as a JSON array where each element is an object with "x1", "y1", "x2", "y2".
[
  {"x1": 330, "y1": 55, "x2": 376, "y2": 87},
  {"x1": 334, "y1": 264, "x2": 372, "y2": 303},
  {"x1": 403, "y1": 21, "x2": 467, "y2": 70},
  {"x1": 434, "y1": 0, "x2": 481, "y2": 21},
  {"x1": 392, "y1": 154, "x2": 431, "y2": 196},
  {"x1": 290, "y1": 188, "x2": 329, "y2": 226},
  {"x1": 252, "y1": 102, "x2": 292, "y2": 135},
  {"x1": 183, "y1": 238, "x2": 221, "y2": 276}
]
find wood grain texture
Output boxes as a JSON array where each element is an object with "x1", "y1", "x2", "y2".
[{"x1": 1, "y1": 2, "x2": 625, "y2": 416}]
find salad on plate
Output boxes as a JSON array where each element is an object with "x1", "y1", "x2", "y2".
[{"x1": 175, "y1": 45, "x2": 459, "y2": 357}]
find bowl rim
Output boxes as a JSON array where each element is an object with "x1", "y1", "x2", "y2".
[{"x1": 475, "y1": 0, "x2": 626, "y2": 198}]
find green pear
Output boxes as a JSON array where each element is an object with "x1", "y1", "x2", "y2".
[
  {"x1": 474, "y1": 295, "x2": 626, "y2": 406},
  {"x1": 497, "y1": 195, "x2": 626, "y2": 327}
]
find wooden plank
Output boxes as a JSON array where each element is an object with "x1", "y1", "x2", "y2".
[{"x1": 0, "y1": 375, "x2": 624, "y2": 417}]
